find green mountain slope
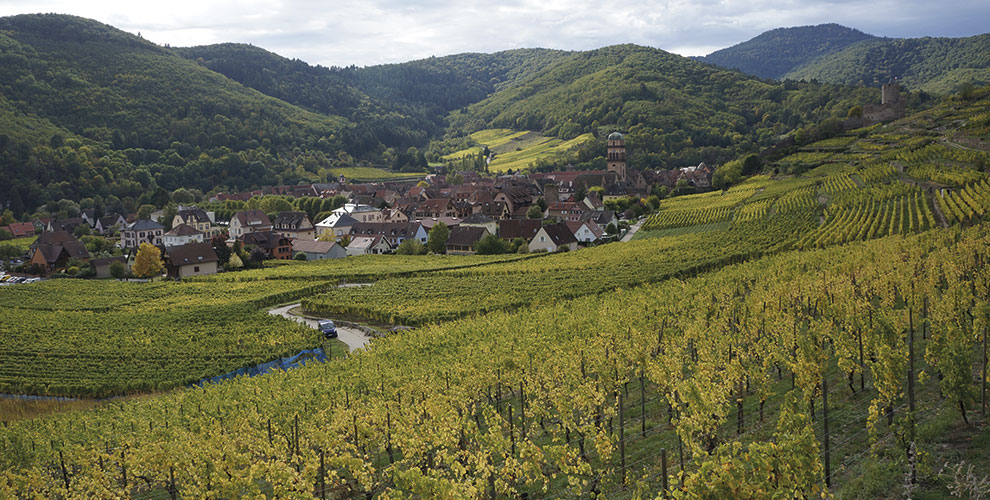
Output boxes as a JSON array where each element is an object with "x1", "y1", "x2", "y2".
[
  {"x1": 446, "y1": 44, "x2": 878, "y2": 170},
  {"x1": 698, "y1": 24, "x2": 876, "y2": 80},
  {"x1": 0, "y1": 14, "x2": 347, "y2": 151},
  {"x1": 0, "y1": 14, "x2": 353, "y2": 215},
  {"x1": 175, "y1": 44, "x2": 568, "y2": 153},
  {"x1": 783, "y1": 34, "x2": 990, "y2": 94}
]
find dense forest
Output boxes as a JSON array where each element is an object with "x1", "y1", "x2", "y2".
[
  {"x1": 176, "y1": 44, "x2": 568, "y2": 156},
  {"x1": 698, "y1": 24, "x2": 876, "y2": 80},
  {"x1": 783, "y1": 33, "x2": 990, "y2": 93}
]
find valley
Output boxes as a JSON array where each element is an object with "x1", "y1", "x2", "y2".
[{"x1": 1, "y1": 11, "x2": 989, "y2": 500}]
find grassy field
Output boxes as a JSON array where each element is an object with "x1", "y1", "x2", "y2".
[
  {"x1": 328, "y1": 166, "x2": 424, "y2": 182},
  {"x1": 443, "y1": 128, "x2": 594, "y2": 172},
  {"x1": 2, "y1": 236, "x2": 36, "y2": 253}
]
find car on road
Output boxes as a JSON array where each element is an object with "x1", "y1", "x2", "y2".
[{"x1": 318, "y1": 320, "x2": 337, "y2": 339}]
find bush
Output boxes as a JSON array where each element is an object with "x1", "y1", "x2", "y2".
[
  {"x1": 294, "y1": 253, "x2": 308, "y2": 261},
  {"x1": 476, "y1": 234, "x2": 510, "y2": 254},
  {"x1": 395, "y1": 238, "x2": 427, "y2": 255}
]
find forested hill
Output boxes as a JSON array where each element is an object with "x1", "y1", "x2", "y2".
[
  {"x1": 0, "y1": 14, "x2": 353, "y2": 216},
  {"x1": 698, "y1": 24, "x2": 876, "y2": 80},
  {"x1": 0, "y1": 14, "x2": 347, "y2": 153},
  {"x1": 445, "y1": 44, "x2": 878, "y2": 169},
  {"x1": 175, "y1": 44, "x2": 568, "y2": 152},
  {"x1": 783, "y1": 33, "x2": 990, "y2": 94}
]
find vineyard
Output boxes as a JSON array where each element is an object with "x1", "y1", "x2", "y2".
[
  {"x1": 303, "y1": 213, "x2": 816, "y2": 326},
  {"x1": 0, "y1": 254, "x2": 539, "y2": 397},
  {"x1": 2, "y1": 225, "x2": 988, "y2": 498}
]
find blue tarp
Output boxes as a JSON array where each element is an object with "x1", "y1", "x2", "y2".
[{"x1": 190, "y1": 348, "x2": 327, "y2": 388}]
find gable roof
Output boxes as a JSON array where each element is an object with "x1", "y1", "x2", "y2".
[
  {"x1": 165, "y1": 223, "x2": 203, "y2": 237},
  {"x1": 273, "y1": 211, "x2": 310, "y2": 227},
  {"x1": 32, "y1": 231, "x2": 90, "y2": 263},
  {"x1": 166, "y1": 242, "x2": 219, "y2": 265},
  {"x1": 241, "y1": 230, "x2": 289, "y2": 249},
  {"x1": 5, "y1": 222, "x2": 35, "y2": 238},
  {"x1": 96, "y1": 214, "x2": 125, "y2": 229},
  {"x1": 292, "y1": 239, "x2": 340, "y2": 254},
  {"x1": 498, "y1": 219, "x2": 541, "y2": 240},
  {"x1": 565, "y1": 220, "x2": 605, "y2": 238},
  {"x1": 446, "y1": 226, "x2": 489, "y2": 247},
  {"x1": 177, "y1": 208, "x2": 211, "y2": 224},
  {"x1": 49, "y1": 218, "x2": 86, "y2": 232},
  {"x1": 232, "y1": 210, "x2": 272, "y2": 228},
  {"x1": 317, "y1": 213, "x2": 359, "y2": 228},
  {"x1": 124, "y1": 219, "x2": 165, "y2": 232},
  {"x1": 347, "y1": 234, "x2": 389, "y2": 250},
  {"x1": 538, "y1": 223, "x2": 579, "y2": 246}
]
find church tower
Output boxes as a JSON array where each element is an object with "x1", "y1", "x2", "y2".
[{"x1": 606, "y1": 131, "x2": 627, "y2": 182}]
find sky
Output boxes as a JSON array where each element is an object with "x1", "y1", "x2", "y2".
[{"x1": 3, "y1": 0, "x2": 989, "y2": 67}]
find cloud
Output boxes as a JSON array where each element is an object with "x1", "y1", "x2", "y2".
[{"x1": 1, "y1": 0, "x2": 987, "y2": 66}]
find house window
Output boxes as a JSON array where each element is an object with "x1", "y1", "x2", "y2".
[
  {"x1": 194, "y1": 266, "x2": 200, "y2": 273},
  {"x1": 540, "y1": 236, "x2": 545, "y2": 242}
]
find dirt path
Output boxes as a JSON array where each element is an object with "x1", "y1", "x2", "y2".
[
  {"x1": 929, "y1": 193, "x2": 951, "y2": 228},
  {"x1": 268, "y1": 304, "x2": 371, "y2": 352}
]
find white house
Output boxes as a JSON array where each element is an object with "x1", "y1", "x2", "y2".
[
  {"x1": 565, "y1": 220, "x2": 604, "y2": 244},
  {"x1": 346, "y1": 234, "x2": 392, "y2": 256},
  {"x1": 229, "y1": 210, "x2": 272, "y2": 239},
  {"x1": 315, "y1": 213, "x2": 359, "y2": 240},
  {"x1": 529, "y1": 222, "x2": 579, "y2": 253},
  {"x1": 163, "y1": 223, "x2": 205, "y2": 247}
]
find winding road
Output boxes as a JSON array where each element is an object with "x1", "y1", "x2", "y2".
[{"x1": 267, "y1": 303, "x2": 371, "y2": 352}]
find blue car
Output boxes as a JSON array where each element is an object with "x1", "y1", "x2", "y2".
[{"x1": 318, "y1": 320, "x2": 337, "y2": 339}]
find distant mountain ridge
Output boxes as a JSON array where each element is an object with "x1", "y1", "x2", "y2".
[
  {"x1": 698, "y1": 24, "x2": 876, "y2": 79},
  {"x1": 699, "y1": 23, "x2": 990, "y2": 93}
]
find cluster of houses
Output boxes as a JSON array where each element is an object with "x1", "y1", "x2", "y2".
[{"x1": 15, "y1": 134, "x2": 720, "y2": 279}]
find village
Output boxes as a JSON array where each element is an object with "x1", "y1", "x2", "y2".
[{"x1": 0, "y1": 133, "x2": 717, "y2": 281}]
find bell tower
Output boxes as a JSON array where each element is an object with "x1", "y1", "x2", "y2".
[{"x1": 606, "y1": 131, "x2": 626, "y2": 182}]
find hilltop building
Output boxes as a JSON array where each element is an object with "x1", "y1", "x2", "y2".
[{"x1": 864, "y1": 80, "x2": 906, "y2": 122}]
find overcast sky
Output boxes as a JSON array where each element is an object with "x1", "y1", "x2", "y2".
[{"x1": 4, "y1": 0, "x2": 989, "y2": 67}]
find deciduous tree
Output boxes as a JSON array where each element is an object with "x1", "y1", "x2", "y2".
[{"x1": 132, "y1": 243, "x2": 163, "y2": 280}]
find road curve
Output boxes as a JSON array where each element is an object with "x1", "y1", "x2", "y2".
[{"x1": 268, "y1": 303, "x2": 370, "y2": 352}]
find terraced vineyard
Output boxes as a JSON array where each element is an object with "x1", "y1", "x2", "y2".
[
  {"x1": 637, "y1": 88, "x2": 990, "y2": 248},
  {"x1": 443, "y1": 128, "x2": 594, "y2": 172}
]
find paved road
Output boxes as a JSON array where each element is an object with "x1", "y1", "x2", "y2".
[
  {"x1": 620, "y1": 219, "x2": 645, "y2": 242},
  {"x1": 268, "y1": 303, "x2": 370, "y2": 352}
]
